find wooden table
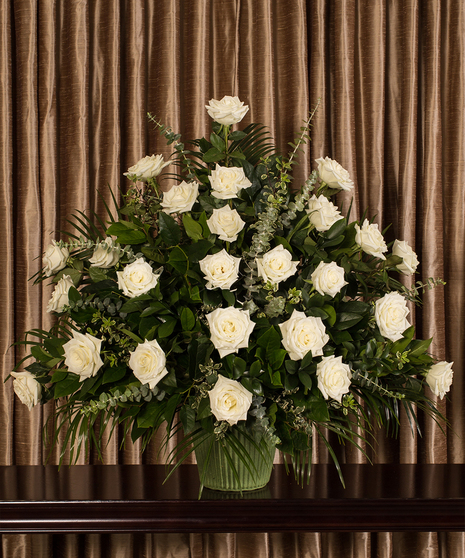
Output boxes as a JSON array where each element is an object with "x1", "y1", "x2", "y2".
[{"x1": 0, "y1": 464, "x2": 464, "y2": 533}]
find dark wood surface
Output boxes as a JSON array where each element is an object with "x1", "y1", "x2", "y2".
[{"x1": 1, "y1": 464, "x2": 464, "y2": 533}]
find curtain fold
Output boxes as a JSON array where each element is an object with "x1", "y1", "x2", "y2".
[{"x1": 1, "y1": 0, "x2": 463, "y2": 556}]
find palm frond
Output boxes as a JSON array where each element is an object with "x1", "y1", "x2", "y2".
[{"x1": 231, "y1": 123, "x2": 276, "y2": 165}]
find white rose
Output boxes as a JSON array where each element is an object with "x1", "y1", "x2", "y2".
[
  {"x1": 307, "y1": 195, "x2": 344, "y2": 232},
  {"x1": 208, "y1": 375, "x2": 253, "y2": 425},
  {"x1": 205, "y1": 96, "x2": 249, "y2": 125},
  {"x1": 63, "y1": 331, "x2": 104, "y2": 381},
  {"x1": 43, "y1": 241, "x2": 69, "y2": 277},
  {"x1": 160, "y1": 181, "x2": 199, "y2": 214},
  {"x1": 209, "y1": 164, "x2": 252, "y2": 200},
  {"x1": 392, "y1": 239, "x2": 419, "y2": 276},
  {"x1": 206, "y1": 205, "x2": 246, "y2": 242},
  {"x1": 199, "y1": 249, "x2": 241, "y2": 290},
  {"x1": 47, "y1": 275, "x2": 75, "y2": 313},
  {"x1": 206, "y1": 307, "x2": 255, "y2": 358},
  {"x1": 129, "y1": 339, "x2": 169, "y2": 389},
  {"x1": 425, "y1": 361, "x2": 454, "y2": 400},
  {"x1": 123, "y1": 154, "x2": 170, "y2": 181},
  {"x1": 256, "y1": 245, "x2": 298, "y2": 285},
  {"x1": 11, "y1": 371, "x2": 42, "y2": 411},
  {"x1": 316, "y1": 355, "x2": 352, "y2": 403},
  {"x1": 315, "y1": 156, "x2": 354, "y2": 191},
  {"x1": 89, "y1": 237, "x2": 121, "y2": 269},
  {"x1": 355, "y1": 219, "x2": 388, "y2": 259},
  {"x1": 374, "y1": 292, "x2": 410, "y2": 342},
  {"x1": 279, "y1": 310, "x2": 329, "y2": 360},
  {"x1": 311, "y1": 261, "x2": 348, "y2": 298},
  {"x1": 117, "y1": 258, "x2": 160, "y2": 298}
]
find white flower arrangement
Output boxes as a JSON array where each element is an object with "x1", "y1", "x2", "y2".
[{"x1": 9, "y1": 96, "x2": 452, "y2": 488}]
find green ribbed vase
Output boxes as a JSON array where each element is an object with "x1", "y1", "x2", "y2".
[{"x1": 195, "y1": 431, "x2": 275, "y2": 492}]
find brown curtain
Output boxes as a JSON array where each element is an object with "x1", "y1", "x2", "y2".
[{"x1": 1, "y1": 0, "x2": 464, "y2": 556}]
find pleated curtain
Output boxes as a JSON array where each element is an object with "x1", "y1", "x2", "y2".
[{"x1": 1, "y1": 0, "x2": 464, "y2": 556}]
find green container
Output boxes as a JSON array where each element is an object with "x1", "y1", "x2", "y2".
[{"x1": 195, "y1": 430, "x2": 275, "y2": 492}]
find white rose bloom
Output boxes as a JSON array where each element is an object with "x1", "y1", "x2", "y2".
[
  {"x1": 47, "y1": 275, "x2": 75, "y2": 313},
  {"x1": 199, "y1": 249, "x2": 241, "y2": 290},
  {"x1": 425, "y1": 361, "x2": 454, "y2": 400},
  {"x1": 206, "y1": 205, "x2": 246, "y2": 242},
  {"x1": 43, "y1": 241, "x2": 69, "y2": 277},
  {"x1": 63, "y1": 331, "x2": 104, "y2": 381},
  {"x1": 307, "y1": 195, "x2": 344, "y2": 232},
  {"x1": 256, "y1": 245, "x2": 298, "y2": 285},
  {"x1": 160, "y1": 181, "x2": 199, "y2": 214},
  {"x1": 355, "y1": 219, "x2": 388, "y2": 259},
  {"x1": 315, "y1": 156, "x2": 354, "y2": 191},
  {"x1": 316, "y1": 355, "x2": 352, "y2": 403},
  {"x1": 123, "y1": 154, "x2": 170, "y2": 181},
  {"x1": 129, "y1": 339, "x2": 168, "y2": 389},
  {"x1": 208, "y1": 375, "x2": 253, "y2": 425},
  {"x1": 311, "y1": 261, "x2": 348, "y2": 298},
  {"x1": 117, "y1": 258, "x2": 160, "y2": 298},
  {"x1": 209, "y1": 164, "x2": 252, "y2": 200},
  {"x1": 206, "y1": 307, "x2": 255, "y2": 358},
  {"x1": 392, "y1": 239, "x2": 419, "y2": 276},
  {"x1": 374, "y1": 292, "x2": 410, "y2": 342},
  {"x1": 89, "y1": 237, "x2": 121, "y2": 269},
  {"x1": 279, "y1": 310, "x2": 329, "y2": 360},
  {"x1": 205, "y1": 96, "x2": 249, "y2": 125},
  {"x1": 11, "y1": 371, "x2": 42, "y2": 411}
]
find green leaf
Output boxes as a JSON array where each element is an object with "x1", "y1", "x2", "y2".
[
  {"x1": 89, "y1": 266, "x2": 109, "y2": 283},
  {"x1": 298, "y1": 370, "x2": 313, "y2": 390},
  {"x1": 158, "y1": 212, "x2": 182, "y2": 246},
  {"x1": 158, "y1": 317, "x2": 177, "y2": 338},
  {"x1": 67, "y1": 286, "x2": 81, "y2": 304},
  {"x1": 181, "y1": 307, "x2": 196, "y2": 331},
  {"x1": 54, "y1": 374, "x2": 81, "y2": 398},
  {"x1": 210, "y1": 132, "x2": 226, "y2": 153},
  {"x1": 408, "y1": 337, "x2": 433, "y2": 358},
  {"x1": 268, "y1": 349, "x2": 288, "y2": 370},
  {"x1": 306, "y1": 395, "x2": 330, "y2": 422},
  {"x1": 249, "y1": 360, "x2": 262, "y2": 377},
  {"x1": 299, "y1": 350, "x2": 314, "y2": 371},
  {"x1": 180, "y1": 405, "x2": 197, "y2": 434},
  {"x1": 323, "y1": 218, "x2": 347, "y2": 240},
  {"x1": 31, "y1": 346, "x2": 53, "y2": 364},
  {"x1": 365, "y1": 338, "x2": 378, "y2": 359},
  {"x1": 322, "y1": 304, "x2": 337, "y2": 327},
  {"x1": 391, "y1": 326, "x2": 415, "y2": 353},
  {"x1": 182, "y1": 214, "x2": 204, "y2": 241},
  {"x1": 55, "y1": 268, "x2": 82, "y2": 286},
  {"x1": 161, "y1": 369, "x2": 177, "y2": 388},
  {"x1": 229, "y1": 130, "x2": 247, "y2": 141},
  {"x1": 233, "y1": 357, "x2": 247, "y2": 378},
  {"x1": 137, "y1": 401, "x2": 164, "y2": 429},
  {"x1": 106, "y1": 221, "x2": 146, "y2": 244},
  {"x1": 257, "y1": 326, "x2": 281, "y2": 350},
  {"x1": 50, "y1": 370, "x2": 68, "y2": 384},
  {"x1": 222, "y1": 289, "x2": 236, "y2": 306},
  {"x1": 285, "y1": 360, "x2": 300, "y2": 374},
  {"x1": 203, "y1": 147, "x2": 224, "y2": 163},
  {"x1": 186, "y1": 239, "x2": 215, "y2": 263},
  {"x1": 334, "y1": 313, "x2": 363, "y2": 330},
  {"x1": 196, "y1": 397, "x2": 212, "y2": 420},
  {"x1": 275, "y1": 236, "x2": 293, "y2": 253},
  {"x1": 102, "y1": 365, "x2": 127, "y2": 385},
  {"x1": 168, "y1": 246, "x2": 189, "y2": 274}
]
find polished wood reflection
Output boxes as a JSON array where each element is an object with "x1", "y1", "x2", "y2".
[{"x1": 1, "y1": 464, "x2": 464, "y2": 533}]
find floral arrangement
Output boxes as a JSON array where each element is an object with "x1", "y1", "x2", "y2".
[{"x1": 9, "y1": 96, "x2": 453, "y2": 487}]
